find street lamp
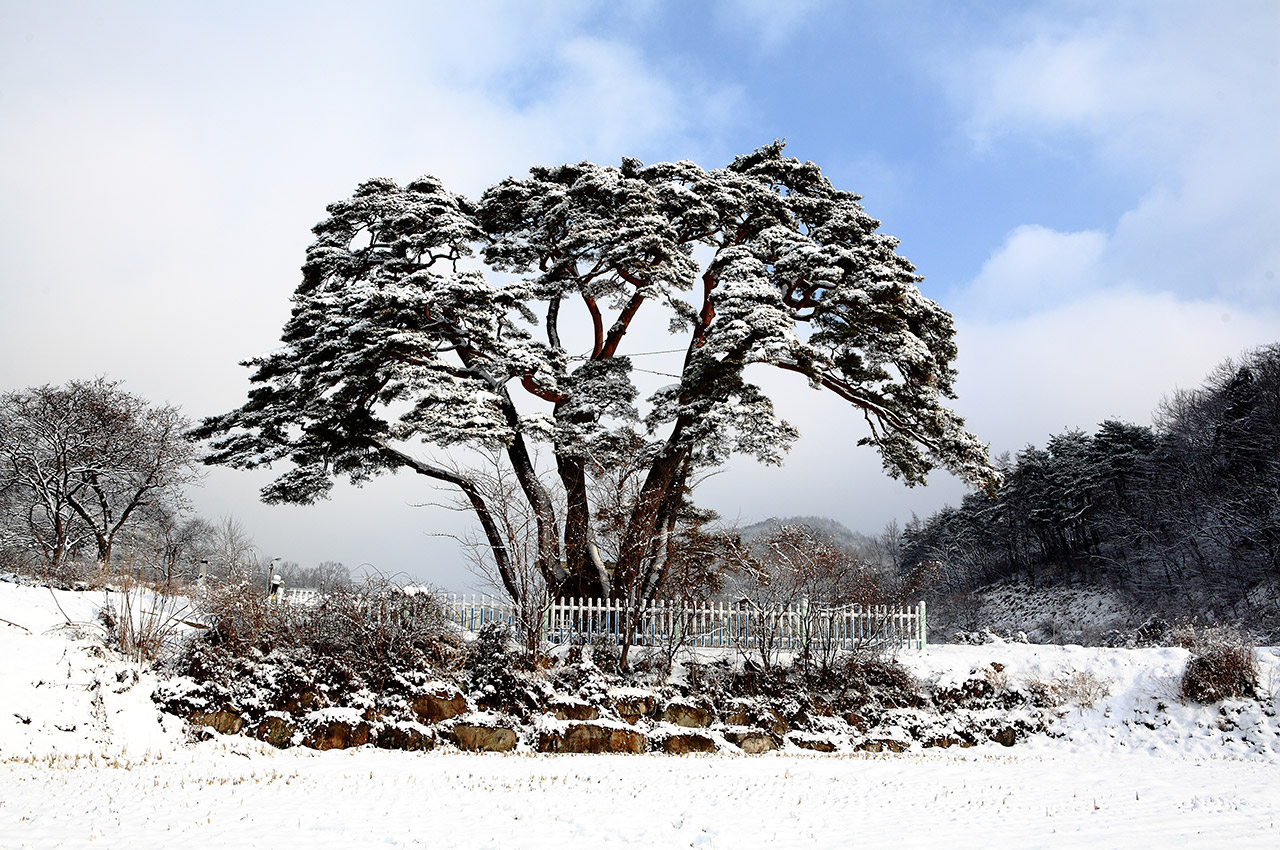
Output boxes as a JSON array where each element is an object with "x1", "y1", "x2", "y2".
[{"x1": 268, "y1": 557, "x2": 282, "y2": 601}]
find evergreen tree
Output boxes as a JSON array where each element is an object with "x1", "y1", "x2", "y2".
[
  {"x1": 197, "y1": 144, "x2": 997, "y2": 604},
  {"x1": 904, "y1": 343, "x2": 1279, "y2": 628}
]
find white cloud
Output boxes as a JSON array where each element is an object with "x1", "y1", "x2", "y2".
[
  {"x1": 967, "y1": 33, "x2": 1117, "y2": 134},
  {"x1": 955, "y1": 3, "x2": 1277, "y2": 166},
  {"x1": 0, "y1": 2, "x2": 738, "y2": 403},
  {"x1": 958, "y1": 225, "x2": 1108, "y2": 316},
  {"x1": 1108, "y1": 164, "x2": 1280, "y2": 304},
  {"x1": 952, "y1": 290, "x2": 1280, "y2": 454},
  {"x1": 943, "y1": 1, "x2": 1279, "y2": 308},
  {"x1": 717, "y1": 0, "x2": 830, "y2": 51},
  {"x1": 505, "y1": 37, "x2": 742, "y2": 165}
]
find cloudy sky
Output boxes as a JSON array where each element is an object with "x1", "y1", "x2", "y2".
[{"x1": 2, "y1": 1, "x2": 1276, "y2": 590}]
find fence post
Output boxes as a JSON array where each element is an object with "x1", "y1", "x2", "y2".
[
  {"x1": 799, "y1": 597, "x2": 809, "y2": 653},
  {"x1": 917, "y1": 600, "x2": 927, "y2": 651}
]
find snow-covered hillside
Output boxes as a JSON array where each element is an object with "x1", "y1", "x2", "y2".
[
  {"x1": 2, "y1": 579, "x2": 1278, "y2": 848},
  {"x1": 928, "y1": 582, "x2": 1144, "y2": 644}
]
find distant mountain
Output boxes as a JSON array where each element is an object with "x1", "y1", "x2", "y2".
[{"x1": 738, "y1": 516, "x2": 872, "y2": 550}]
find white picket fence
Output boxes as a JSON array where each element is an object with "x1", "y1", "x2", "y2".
[
  {"x1": 440, "y1": 595, "x2": 928, "y2": 651},
  {"x1": 281, "y1": 587, "x2": 321, "y2": 605}
]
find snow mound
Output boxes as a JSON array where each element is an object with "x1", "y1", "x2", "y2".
[{"x1": 0, "y1": 582, "x2": 187, "y2": 763}]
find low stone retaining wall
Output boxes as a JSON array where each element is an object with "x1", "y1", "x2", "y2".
[{"x1": 162, "y1": 664, "x2": 1048, "y2": 756}]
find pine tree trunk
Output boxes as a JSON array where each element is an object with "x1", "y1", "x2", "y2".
[
  {"x1": 557, "y1": 454, "x2": 610, "y2": 599},
  {"x1": 614, "y1": 422, "x2": 691, "y2": 601}
]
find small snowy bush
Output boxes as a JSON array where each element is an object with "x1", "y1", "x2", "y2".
[
  {"x1": 1025, "y1": 669, "x2": 1112, "y2": 709},
  {"x1": 832, "y1": 651, "x2": 921, "y2": 710},
  {"x1": 466, "y1": 622, "x2": 547, "y2": 718},
  {"x1": 99, "y1": 582, "x2": 190, "y2": 667},
  {"x1": 1180, "y1": 628, "x2": 1258, "y2": 703},
  {"x1": 8, "y1": 552, "x2": 102, "y2": 591}
]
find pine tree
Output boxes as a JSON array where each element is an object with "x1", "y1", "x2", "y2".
[{"x1": 196, "y1": 143, "x2": 997, "y2": 603}]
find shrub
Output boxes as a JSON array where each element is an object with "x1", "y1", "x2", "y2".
[
  {"x1": 728, "y1": 657, "x2": 803, "y2": 702},
  {"x1": 466, "y1": 621, "x2": 547, "y2": 718},
  {"x1": 1179, "y1": 627, "x2": 1258, "y2": 703},
  {"x1": 1058, "y1": 670, "x2": 1111, "y2": 707},
  {"x1": 176, "y1": 577, "x2": 463, "y2": 696},
  {"x1": 96, "y1": 552, "x2": 198, "y2": 666},
  {"x1": 196, "y1": 578, "x2": 289, "y2": 657},
  {"x1": 833, "y1": 650, "x2": 921, "y2": 710},
  {"x1": 5, "y1": 552, "x2": 103, "y2": 591}
]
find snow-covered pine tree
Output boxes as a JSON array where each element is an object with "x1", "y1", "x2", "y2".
[{"x1": 196, "y1": 143, "x2": 997, "y2": 604}]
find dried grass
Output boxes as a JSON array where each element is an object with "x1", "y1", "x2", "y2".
[{"x1": 1026, "y1": 669, "x2": 1113, "y2": 708}]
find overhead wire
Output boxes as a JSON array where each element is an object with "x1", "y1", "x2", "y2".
[{"x1": 567, "y1": 347, "x2": 687, "y2": 361}]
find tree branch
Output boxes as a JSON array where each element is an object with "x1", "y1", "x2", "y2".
[
  {"x1": 370, "y1": 439, "x2": 521, "y2": 600},
  {"x1": 583, "y1": 294, "x2": 603, "y2": 358},
  {"x1": 599, "y1": 291, "x2": 646, "y2": 360}
]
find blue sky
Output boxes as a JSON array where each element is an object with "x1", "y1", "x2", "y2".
[{"x1": 1, "y1": 1, "x2": 1277, "y2": 588}]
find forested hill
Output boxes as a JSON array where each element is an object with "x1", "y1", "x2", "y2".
[
  {"x1": 902, "y1": 343, "x2": 1280, "y2": 636},
  {"x1": 739, "y1": 516, "x2": 864, "y2": 547},
  {"x1": 738, "y1": 516, "x2": 902, "y2": 571}
]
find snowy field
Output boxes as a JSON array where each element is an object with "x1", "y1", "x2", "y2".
[
  {"x1": 7, "y1": 746, "x2": 1279, "y2": 849},
  {"x1": 2, "y1": 581, "x2": 1279, "y2": 849}
]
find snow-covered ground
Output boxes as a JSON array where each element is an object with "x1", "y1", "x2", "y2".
[{"x1": 2, "y1": 580, "x2": 1279, "y2": 849}]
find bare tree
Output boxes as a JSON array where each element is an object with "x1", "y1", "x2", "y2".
[
  {"x1": 731, "y1": 522, "x2": 892, "y2": 672},
  {"x1": 198, "y1": 515, "x2": 261, "y2": 583},
  {"x1": 0, "y1": 378, "x2": 201, "y2": 573},
  {"x1": 137, "y1": 511, "x2": 215, "y2": 585},
  {"x1": 312, "y1": 560, "x2": 351, "y2": 593},
  {"x1": 0, "y1": 386, "x2": 94, "y2": 571},
  {"x1": 446, "y1": 447, "x2": 554, "y2": 655}
]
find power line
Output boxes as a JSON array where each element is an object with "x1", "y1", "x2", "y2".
[
  {"x1": 632, "y1": 367, "x2": 684, "y2": 379},
  {"x1": 568, "y1": 347, "x2": 687, "y2": 361}
]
